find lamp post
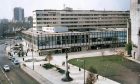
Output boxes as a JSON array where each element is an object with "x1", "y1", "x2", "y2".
[
  {"x1": 32, "y1": 29, "x2": 34, "y2": 70},
  {"x1": 61, "y1": 47, "x2": 73, "y2": 82},
  {"x1": 77, "y1": 59, "x2": 85, "y2": 84},
  {"x1": 10, "y1": 41, "x2": 11, "y2": 52},
  {"x1": 83, "y1": 60, "x2": 85, "y2": 84}
]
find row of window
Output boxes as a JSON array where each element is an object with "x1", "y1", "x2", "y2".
[
  {"x1": 82, "y1": 17, "x2": 128, "y2": 20},
  {"x1": 37, "y1": 22, "x2": 57, "y2": 24},
  {"x1": 60, "y1": 14, "x2": 129, "y2": 16},
  {"x1": 61, "y1": 18, "x2": 78, "y2": 20},
  {"x1": 66, "y1": 24, "x2": 126, "y2": 28},
  {"x1": 36, "y1": 17, "x2": 127, "y2": 21},
  {"x1": 61, "y1": 22, "x2": 78, "y2": 24},
  {"x1": 37, "y1": 18, "x2": 57, "y2": 20},
  {"x1": 84, "y1": 21, "x2": 126, "y2": 23},
  {"x1": 37, "y1": 14, "x2": 56, "y2": 16}
]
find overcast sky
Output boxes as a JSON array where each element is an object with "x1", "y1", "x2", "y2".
[{"x1": 0, "y1": 0, "x2": 130, "y2": 19}]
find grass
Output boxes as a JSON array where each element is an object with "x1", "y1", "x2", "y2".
[{"x1": 68, "y1": 55, "x2": 140, "y2": 78}]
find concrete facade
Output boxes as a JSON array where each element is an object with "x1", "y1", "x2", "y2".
[
  {"x1": 131, "y1": 0, "x2": 140, "y2": 60},
  {"x1": 33, "y1": 9, "x2": 129, "y2": 31}
]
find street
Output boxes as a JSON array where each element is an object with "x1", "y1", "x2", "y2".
[{"x1": 0, "y1": 39, "x2": 39, "y2": 84}]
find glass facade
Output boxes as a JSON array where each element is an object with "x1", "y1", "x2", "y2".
[{"x1": 22, "y1": 30, "x2": 127, "y2": 53}]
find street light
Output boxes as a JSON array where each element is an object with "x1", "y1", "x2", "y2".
[
  {"x1": 83, "y1": 60, "x2": 85, "y2": 84},
  {"x1": 61, "y1": 47, "x2": 73, "y2": 82},
  {"x1": 77, "y1": 59, "x2": 85, "y2": 84},
  {"x1": 32, "y1": 28, "x2": 34, "y2": 70}
]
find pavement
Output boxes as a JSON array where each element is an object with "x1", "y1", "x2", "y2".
[{"x1": 6, "y1": 40, "x2": 123, "y2": 84}]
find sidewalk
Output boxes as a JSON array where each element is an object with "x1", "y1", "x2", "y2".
[
  {"x1": 6, "y1": 42, "x2": 121, "y2": 84},
  {"x1": 21, "y1": 65, "x2": 53, "y2": 84}
]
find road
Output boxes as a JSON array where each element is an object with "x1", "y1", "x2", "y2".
[{"x1": 0, "y1": 40, "x2": 39, "y2": 84}]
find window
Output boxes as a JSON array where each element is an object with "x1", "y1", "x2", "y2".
[{"x1": 138, "y1": 0, "x2": 140, "y2": 4}]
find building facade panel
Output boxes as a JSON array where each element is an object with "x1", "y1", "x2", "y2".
[{"x1": 33, "y1": 9, "x2": 129, "y2": 31}]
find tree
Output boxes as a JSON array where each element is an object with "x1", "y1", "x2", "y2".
[
  {"x1": 125, "y1": 42, "x2": 132, "y2": 56},
  {"x1": 46, "y1": 51, "x2": 53, "y2": 64},
  {"x1": 86, "y1": 67, "x2": 98, "y2": 84}
]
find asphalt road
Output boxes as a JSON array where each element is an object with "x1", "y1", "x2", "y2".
[{"x1": 0, "y1": 41, "x2": 39, "y2": 84}]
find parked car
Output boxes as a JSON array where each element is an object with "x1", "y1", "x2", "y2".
[
  {"x1": 3, "y1": 65, "x2": 10, "y2": 72},
  {"x1": 5, "y1": 43, "x2": 8, "y2": 45},
  {"x1": 14, "y1": 60, "x2": 19, "y2": 65},
  {"x1": 11, "y1": 57, "x2": 15, "y2": 62}
]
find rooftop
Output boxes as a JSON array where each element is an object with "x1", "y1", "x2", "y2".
[{"x1": 22, "y1": 28, "x2": 127, "y2": 37}]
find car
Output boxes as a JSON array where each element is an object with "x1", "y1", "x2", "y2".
[
  {"x1": 3, "y1": 65, "x2": 10, "y2": 72},
  {"x1": 14, "y1": 60, "x2": 19, "y2": 65},
  {"x1": 5, "y1": 43, "x2": 8, "y2": 45},
  {"x1": 11, "y1": 57, "x2": 15, "y2": 62}
]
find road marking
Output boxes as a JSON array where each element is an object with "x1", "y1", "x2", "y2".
[{"x1": 0, "y1": 66, "x2": 13, "y2": 84}]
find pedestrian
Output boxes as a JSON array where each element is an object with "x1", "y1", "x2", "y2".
[
  {"x1": 96, "y1": 74, "x2": 99, "y2": 80},
  {"x1": 79, "y1": 67, "x2": 81, "y2": 71},
  {"x1": 25, "y1": 52, "x2": 27, "y2": 56},
  {"x1": 62, "y1": 61, "x2": 65, "y2": 66},
  {"x1": 68, "y1": 65, "x2": 70, "y2": 69},
  {"x1": 23, "y1": 58, "x2": 24, "y2": 61}
]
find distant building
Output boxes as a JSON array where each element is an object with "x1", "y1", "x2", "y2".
[
  {"x1": 131, "y1": 0, "x2": 140, "y2": 60},
  {"x1": 25, "y1": 16, "x2": 33, "y2": 23},
  {"x1": 33, "y1": 8, "x2": 129, "y2": 31},
  {"x1": 13, "y1": 7, "x2": 24, "y2": 22},
  {"x1": 0, "y1": 19, "x2": 9, "y2": 36},
  {"x1": 24, "y1": 16, "x2": 33, "y2": 28},
  {"x1": 0, "y1": 19, "x2": 9, "y2": 23}
]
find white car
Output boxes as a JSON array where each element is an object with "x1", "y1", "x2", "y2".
[{"x1": 3, "y1": 65, "x2": 10, "y2": 72}]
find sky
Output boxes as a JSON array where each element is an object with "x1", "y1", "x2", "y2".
[{"x1": 0, "y1": 0, "x2": 130, "y2": 19}]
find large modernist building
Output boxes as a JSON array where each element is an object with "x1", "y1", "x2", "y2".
[
  {"x1": 22, "y1": 27, "x2": 127, "y2": 55},
  {"x1": 131, "y1": 0, "x2": 140, "y2": 60},
  {"x1": 33, "y1": 8, "x2": 129, "y2": 31},
  {"x1": 21, "y1": 8, "x2": 129, "y2": 55},
  {"x1": 14, "y1": 7, "x2": 24, "y2": 22}
]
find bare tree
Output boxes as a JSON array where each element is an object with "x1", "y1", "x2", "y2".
[
  {"x1": 46, "y1": 51, "x2": 53, "y2": 64},
  {"x1": 86, "y1": 67, "x2": 98, "y2": 84}
]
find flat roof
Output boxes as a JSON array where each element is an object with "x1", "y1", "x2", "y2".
[{"x1": 22, "y1": 29, "x2": 87, "y2": 37}]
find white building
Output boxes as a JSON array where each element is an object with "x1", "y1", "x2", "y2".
[
  {"x1": 131, "y1": 0, "x2": 140, "y2": 60},
  {"x1": 33, "y1": 8, "x2": 129, "y2": 31}
]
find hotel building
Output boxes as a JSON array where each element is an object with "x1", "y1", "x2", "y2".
[{"x1": 33, "y1": 8, "x2": 129, "y2": 31}]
